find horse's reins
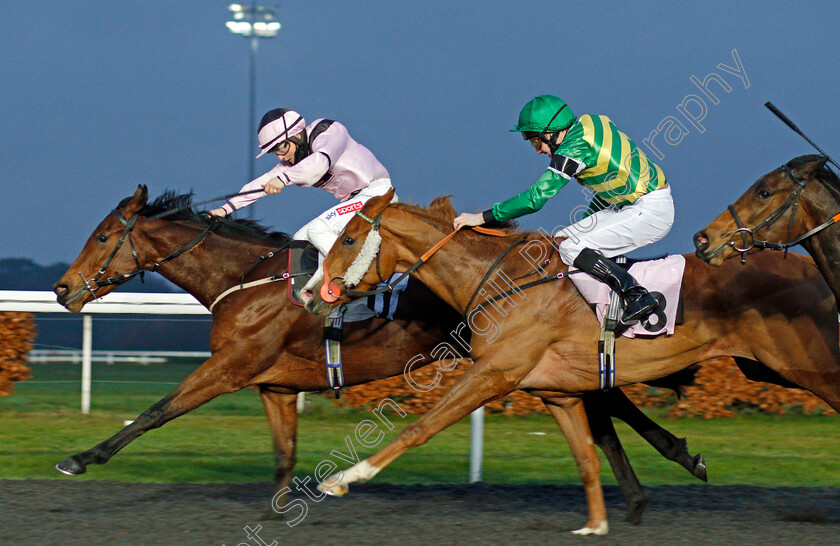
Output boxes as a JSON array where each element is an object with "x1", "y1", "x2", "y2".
[
  {"x1": 321, "y1": 209, "x2": 578, "y2": 319},
  {"x1": 79, "y1": 208, "x2": 215, "y2": 300},
  {"x1": 80, "y1": 188, "x2": 275, "y2": 301},
  {"x1": 321, "y1": 210, "x2": 511, "y2": 302}
]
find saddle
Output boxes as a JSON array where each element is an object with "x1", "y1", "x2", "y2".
[
  {"x1": 287, "y1": 241, "x2": 320, "y2": 307},
  {"x1": 571, "y1": 254, "x2": 685, "y2": 338},
  {"x1": 571, "y1": 254, "x2": 686, "y2": 390}
]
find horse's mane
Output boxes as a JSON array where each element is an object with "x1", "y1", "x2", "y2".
[
  {"x1": 118, "y1": 191, "x2": 293, "y2": 245},
  {"x1": 392, "y1": 195, "x2": 519, "y2": 233},
  {"x1": 787, "y1": 154, "x2": 840, "y2": 195}
]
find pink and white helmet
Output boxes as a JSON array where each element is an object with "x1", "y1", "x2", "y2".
[{"x1": 256, "y1": 108, "x2": 306, "y2": 158}]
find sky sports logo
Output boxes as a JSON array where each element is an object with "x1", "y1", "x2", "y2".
[
  {"x1": 337, "y1": 201, "x2": 364, "y2": 215},
  {"x1": 324, "y1": 200, "x2": 364, "y2": 222}
]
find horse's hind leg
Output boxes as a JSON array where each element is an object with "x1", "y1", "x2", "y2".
[
  {"x1": 55, "y1": 352, "x2": 254, "y2": 476},
  {"x1": 588, "y1": 389, "x2": 707, "y2": 482},
  {"x1": 259, "y1": 389, "x2": 299, "y2": 519},
  {"x1": 583, "y1": 393, "x2": 649, "y2": 524}
]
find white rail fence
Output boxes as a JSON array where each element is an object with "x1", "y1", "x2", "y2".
[
  {"x1": 29, "y1": 350, "x2": 212, "y2": 364},
  {"x1": 0, "y1": 290, "x2": 210, "y2": 414},
  {"x1": 0, "y1": 290, "x2": 484, "y2": 482}
]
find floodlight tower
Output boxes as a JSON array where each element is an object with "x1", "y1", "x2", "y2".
[{"x1": 226, "y1": 3, "x2": 281, "y2": 217}]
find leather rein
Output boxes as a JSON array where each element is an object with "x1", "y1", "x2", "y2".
[
  {"x1": 322, "y1": 210, "x2": 574, "y2": 320},
  {"x1": 78, "y1": 208, "x2": 213, "y2": 301},
  {"x1": 704, "y1": 164, "x2": 840, "y2": 264}
]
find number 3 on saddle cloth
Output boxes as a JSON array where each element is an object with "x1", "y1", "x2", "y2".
[
  {"x1": 570, "y1": 254, "x2": 686, "y2": 390},
  {"x1": 287, "y1": 242, "x2": 411, "y2": 396}
]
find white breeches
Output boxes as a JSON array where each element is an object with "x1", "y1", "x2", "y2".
[
  {"x1": 294, "y1": 178, "x2": 397, "y2": 291},
  {"x1": 557, "y1": 185, "x2": 674, "y2": 265}
]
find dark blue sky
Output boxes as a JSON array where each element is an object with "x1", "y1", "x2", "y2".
[{"x1": 3, "y1": 1, "x2": 839, "y2": 268}]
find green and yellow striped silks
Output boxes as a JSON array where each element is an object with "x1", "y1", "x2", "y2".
[
  {"x1": 570, "y1": 114, "x2": 666, "y2": 207},
  {"x1": 489, "y1": 114, "x2": 667, "y2": 222}
]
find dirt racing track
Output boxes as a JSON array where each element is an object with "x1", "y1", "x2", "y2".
[{"x1": 2, "y1": 480, "x2": 839, "y2": 545}]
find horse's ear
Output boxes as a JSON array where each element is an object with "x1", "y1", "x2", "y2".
[
  {"x1": 121, "y1": 185, "x2": 149, "y2": 216},
  {"x1": 793, "y1": 156, "x2": 828, "y2": 179},
  {"x1": 360, "y1": 188, "x2": 396, "y2": 219}
]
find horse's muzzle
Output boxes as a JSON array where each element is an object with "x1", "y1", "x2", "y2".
[
  {"x1": 693, "y1": 231, "x2": 711, "y2": 261},
  {"x1": 52, "y1": 283, "x2": 86, "y2": 312},
  {"x1": 305, "y1": 294, "x2": 333, "y2": 317}
]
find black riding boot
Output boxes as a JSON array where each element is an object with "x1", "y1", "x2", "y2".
[{"x1": 573, "y1": 248, "x2": 659, "y2": 327}]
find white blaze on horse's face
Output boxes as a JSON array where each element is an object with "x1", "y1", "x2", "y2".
[{"x1": 343, "y1": 227, "x2": 381, "y2": 288}]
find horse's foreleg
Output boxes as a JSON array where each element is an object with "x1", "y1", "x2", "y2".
[
  {"x1": 259, "y1": 389, "x2": 299, "y2": 517},
  {"x1": 582, "y1": 393, "x2": 648, "y2": 525},
  {"x1": 317, "y1": 363, "x2": 515, "y2": 496},
  {"x1": 542, "y1": 396, "x2": 609, "y2": 535},
  {"x1": 588, "y1": 389, "x2": 707, "y2": 482},
  {"x1": 56, "y1": 352, "x2": 252, "y2": 476}
]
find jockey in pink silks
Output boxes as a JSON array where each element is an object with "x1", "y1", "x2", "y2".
[{"x1": 210, "y1": 108, "x2": 396, "y2": 295}]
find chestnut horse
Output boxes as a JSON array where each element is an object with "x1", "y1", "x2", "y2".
[
  {"x1": 52, "y1": 185, "x2": 705, "y2": 523},
  {"x1": 694, "y1": 155, "x2": 840, "y2": 301},
  {"x1": 308, "y1": 189, "x2": 840, "y2": 535}
]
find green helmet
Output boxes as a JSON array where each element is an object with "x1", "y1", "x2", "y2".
[{"x1": 511, "y1": 95, "x2": 576, "y2": 133}]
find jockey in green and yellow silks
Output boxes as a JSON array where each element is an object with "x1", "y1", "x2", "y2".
[{"x1": 454, "y1": 95, "x2": 675, "y2": 328}]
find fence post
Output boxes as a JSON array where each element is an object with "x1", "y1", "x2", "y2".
[
  {"x1": 469, "y1": 406, "x2": 484, "y2": 483},
  {"x1": 81, "y1": 315, "x2": 92, "y2": 414}
]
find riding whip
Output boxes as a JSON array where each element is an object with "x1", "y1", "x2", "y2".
[
  {"x1": 147, "y1": 189, "x2": 266, "y2": 220},
  {"x1": 764, "y1": 101, "x2": 840, "y2": 171}
]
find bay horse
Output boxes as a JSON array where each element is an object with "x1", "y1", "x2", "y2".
[
  {"x1": 308, "y1": 188, "x2": 840, "y2": 535},
  {"x1": 694, "y1": 155, "x2": 840, "y2": 301},
  {"x1": 51, "y1": 185, "x2": 705, "y2": 524}
]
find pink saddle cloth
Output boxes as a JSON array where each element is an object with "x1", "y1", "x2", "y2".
[{"x1": 569, "y1": 254, "x2": 686, "y2": 339}]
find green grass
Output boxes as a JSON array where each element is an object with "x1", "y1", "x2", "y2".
[{"x1": 1, "y1": 361, "x2": 840, "y2": 486}]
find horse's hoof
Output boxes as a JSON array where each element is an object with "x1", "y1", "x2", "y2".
[
  {"x1": 317, "y1": 480, "x2": 349, "y2": 497},
  {"x1": 571, "y1": 521, "x2": 609, "y2": 536},
  {"x1": 55, "y1": 456, "x2": 86, "y2": 476},
  {"x1": 692, "y1": 454, "x2": 708, "y2": 482},
  {"x1": 626, "y1": 493, "x2": 649, "y2": 525}
]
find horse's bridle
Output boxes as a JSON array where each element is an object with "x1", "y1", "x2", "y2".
[
  {"x1": 705, "y1": 163, "x2": 840, "y2": 264},
  {"x1": 79, "y1": 208, "x2": 213, "y2": 300},
  {"x1": 321, "y1": 210, "x2": 449, "y2": 303}
]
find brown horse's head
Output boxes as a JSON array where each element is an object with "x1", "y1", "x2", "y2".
[
  {"x1": 693, "y1": 155, "x2": 835, "y2": 265},
  {"x1": 53, "y1": 185, "x2": 150, "y2": 312},
  {"x1": 307, "y1": 189, "x2": 398, "y2": 316}
]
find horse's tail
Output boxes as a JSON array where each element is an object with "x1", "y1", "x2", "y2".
[{"x1": 642, "y1": 364, "x2": 700, "y2": 399}]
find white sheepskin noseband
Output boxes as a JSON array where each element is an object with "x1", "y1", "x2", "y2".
[{"x1": 343, "y1": 228, "x2": 382, "y2": 288}]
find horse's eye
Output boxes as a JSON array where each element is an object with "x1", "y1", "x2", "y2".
[
  {"x1": 758, "y1": 190, "x2": 771, "y2": 199},
  {"x1": 96, "y1": 234, "x2": 108, "y2": 244},
  {"x1": 343, "y1": 236, "x2": 355, "y2": 246}
]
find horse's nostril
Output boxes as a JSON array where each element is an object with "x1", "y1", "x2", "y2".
[{"x1": 54, "y1": 284, "x2": 68, "y2": 297}]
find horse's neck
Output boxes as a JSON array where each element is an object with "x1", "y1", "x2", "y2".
[
  {"x1": 803, "y1": 235, "x2": 840, "y2": 304},
  {"x1": 799, "y1": 185, "x2": 840, "y2": 303},
  {"x1": 144, "y1": 223, "x2": 285, "y2": 308},
  {"x1": 395, "y1": 223, "x2": 546, "y2": 313}
]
